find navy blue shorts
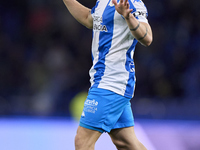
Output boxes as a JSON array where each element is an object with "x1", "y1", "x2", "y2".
[{"x1": 79, "y1": 88, "x2": 134, "y2": 133}]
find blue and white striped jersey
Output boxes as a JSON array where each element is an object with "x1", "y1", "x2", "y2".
[{"x1": 89, "y1": 0, "x2": 148, "y2": 98}]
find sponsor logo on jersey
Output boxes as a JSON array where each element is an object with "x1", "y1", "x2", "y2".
[
  {"x1": 133, "y1": 11, "x2": 147, "y2": 18},
  {"x1": 93, "y1": 24, "x2": 108, "y2": 32},
  {"x1": 93, "y1": 15, "x2": 108, "y2": 32}
]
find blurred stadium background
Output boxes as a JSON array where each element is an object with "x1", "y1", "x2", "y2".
[{"x1": 0, "y1": 0, "x2": 200, "y2": 150}]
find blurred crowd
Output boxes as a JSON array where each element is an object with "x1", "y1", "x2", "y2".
[{"x1": 0, "y1": 0, "x2": 199, "y2": 119}]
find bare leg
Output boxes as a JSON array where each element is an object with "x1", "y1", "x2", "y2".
[
  {"x1": 109, "y1": 126, "x2": 147, "y2": 150},
  {"x1": 75, "y1": 126, "x2": 102, "y2": 150}
]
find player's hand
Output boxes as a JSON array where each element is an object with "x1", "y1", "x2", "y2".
[{"x1": 112, "y1": 0, "x2": 133, "y2": 19}]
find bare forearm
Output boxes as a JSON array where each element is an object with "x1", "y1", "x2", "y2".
[
  {"x1": 125, "y1": 14, "x2": 153, "y2": 46},
  {"x1": 63, "y1": 0, "x2": 93, "y2": 28}
]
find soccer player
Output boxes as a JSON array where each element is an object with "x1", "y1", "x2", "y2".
[{"x1": 63, "y1": 0, "x2": 153, "y2": 149}]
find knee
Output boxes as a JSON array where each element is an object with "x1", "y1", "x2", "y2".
[
  {"x1": 75, "y1": 133, "x2": 83, "y2": 149},
  {"x1": 75, "y1": 132, "x2": 95, "y2": 150},
  {"x1": 112, "y1": 139, "x2": 127, "y2": 149},
  {"x1": 112, "y1": 139, "x2": 147, "y2": 150},
  {"x1": 74, "y1": 126, "x2": 101, "y2": 150}
]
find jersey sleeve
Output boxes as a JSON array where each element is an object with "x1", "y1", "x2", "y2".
[
  {"x1": 91, "y1": 6, "x2": 95, "y2": 18},
  {"x1": 91, "y1": 0, "x2": 100, "y2": 18},
  {"x1": 129, "y1": 0, "x2": 148, "y2": 23}
]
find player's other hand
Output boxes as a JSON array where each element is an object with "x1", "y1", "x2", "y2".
[{"x1": 112, "y1": 0, "x2": 133, "y2": 19}]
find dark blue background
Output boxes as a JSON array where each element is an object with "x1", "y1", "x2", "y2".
[{"x1": 0, "y1": 0, "x2": 199, "y2": 120}]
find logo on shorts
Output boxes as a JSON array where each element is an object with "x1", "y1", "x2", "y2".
[
  {"x1": 85, "y1": 99, "x2": 98, "y2": 106},
  {"x1": 81, "y1": 111, "x2": 85, "y2": 117},
  {"x1": 83, "y1": 99, "x2": 98, "y2": 114}
]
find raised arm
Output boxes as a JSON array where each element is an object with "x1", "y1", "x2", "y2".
[
  {"x1": 63, "y1": 0, "x2": 93, "y2": 29},
  {"x1": 112, "y1": 0, "x2": 153, "y2": 47},
  {"x1": 126, "y1": 15, "x2": 152, "y2": 47}
]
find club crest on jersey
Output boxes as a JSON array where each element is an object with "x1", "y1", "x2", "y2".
[
  {"x1": 133, "y1": 0, "x2": 142, "y2": 2},
  {"x1": 108, "y1": 0, "x2": 114, "y2": 7}
]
